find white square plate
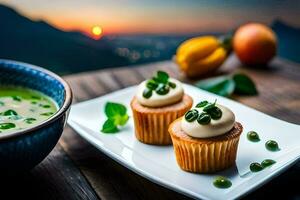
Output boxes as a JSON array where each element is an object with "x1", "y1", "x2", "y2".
[{"x1": 67, "y1": 84, "x2": 300, "y2": 200}]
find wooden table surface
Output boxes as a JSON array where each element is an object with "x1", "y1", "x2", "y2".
[{"x1": 1, "y1": 55, "x2": 299, "y2": 200}]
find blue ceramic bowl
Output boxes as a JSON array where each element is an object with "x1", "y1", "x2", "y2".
[{"x1": 0, "y1": 59, "x2": 72, "y2": 172}]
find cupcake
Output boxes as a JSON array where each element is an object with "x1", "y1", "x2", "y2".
[
  {"x1": 169, "y1": 100, "x2": 243, "y2": 173},
  {"x1": 131, "y1": 71, "x2": 193, "y2": 145}
]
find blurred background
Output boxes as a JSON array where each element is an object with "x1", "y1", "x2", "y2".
[{"x1": 0, "y1": 0, "x2": 299, "y2": 75}]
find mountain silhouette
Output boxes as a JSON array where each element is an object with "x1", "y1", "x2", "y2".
[
  {"x1": 271, "y1": 19, "x2": 300, "y2": 63},
  {"x1": 0, "y1": 4, "x2": 128, "y2": 74},
  {"x1": 0, "y1": 5, "x2": 299, "y2": 75}
]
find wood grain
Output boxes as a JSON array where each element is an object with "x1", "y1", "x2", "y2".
[{"x1": 0, "y1": 144, "x2": 98, "y2": 200}]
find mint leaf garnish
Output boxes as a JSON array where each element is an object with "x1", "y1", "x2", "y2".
[
  {"x1": 105, "y1": 102, "x2": 127, "y2": 117},
  {"x1": 101, "y1": 102, "x2": 129, "y2": 134},
  {"x1": 101, "y1": 119, "x2": 119, "y2": 133},
  {"x1": 156, "y1": 71, "x2": 169, "y2": 83}
]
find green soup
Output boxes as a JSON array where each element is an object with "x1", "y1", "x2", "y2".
[{"x1": 0, "y1": 86, "x2": 58, "y2": 133}]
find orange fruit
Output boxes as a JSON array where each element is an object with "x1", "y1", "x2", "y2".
[{"x1": 233, "y1": 23, "x2": 277, "y2": 66}]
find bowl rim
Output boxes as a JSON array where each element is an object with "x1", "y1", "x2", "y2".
[{"x1": 0, "y1": 59, "x2": 72, "y2": 141}]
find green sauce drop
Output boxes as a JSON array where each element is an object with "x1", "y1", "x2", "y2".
[
  {"x1": 265, "y1": 140, "x2": 280, "y2": 151},
  {"x1": 247, "y1": 131, "x2": 260, "y2": 142},
  {"x1": 261, "y1": 159, "x2": 276, "y2": 168},
  {"x1": 250, "y1": 162, "x2": 264, "y2": 172},
  {"x1": 213, "y1": 176, "x2": 232, "y2": 189}
]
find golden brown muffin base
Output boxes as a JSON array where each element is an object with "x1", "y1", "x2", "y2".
[
  {"x1": 131, "y1": 94, "x2": 193, "y2": 145},
  {"x1": 169, "y1": 118, "x2": 243, "y2": 173}
]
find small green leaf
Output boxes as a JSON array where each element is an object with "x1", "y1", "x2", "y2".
[
  {"x1": 24, "y1": 118, "x2": 37, "y2": 124},
  {"x1": 203, "y1": 99, "x2": 217, "y2": 112},
  {"x1": 105, "y1": 102, "x2": 127, "y2": 117},
  {"x1": 12, "y1": 96, "x2": 22, "y2": 102},
  {"x1": 40, "y1": 112, "x2": 54, "y2": 116},
  {"x1": 0, "y1": 123, "x2": 16, "y2": 130},
  {"x1": 155, "y1": 71, "x2": 169, "y2": 83},
  {"x1": 1, "y1": 109, "x2": 18, "y2": 116},
  {"x1": 196, "y1": 76, "x2": 235, "y2": 97},
  {"x1": 219, "y1": 34, "x2": 233, "y2": 53},
  {"x1": 196, "y1": 101, "x2": 209, "y2": 108},
  {"x1": 102, "y1": 102, "x2": 129, "y2": 134},
  {"x1": 101, "y1": 119, "x2": 119, "y2": 133},
  {"x1": 31, "y1": 95, "x2": 41, "y2": 100},
  {"x1": 0, "y1": 101, "x2": 4, "y2": 106},
  {"x1": 146, "y1": 80, "x2": 158, "y2": 90},
  {"x1": 233, "y1": 73, "x2": 258, "y2": 95},
  {"x1": 40, "y1": 104, "x2": 51, "y2": 108}
]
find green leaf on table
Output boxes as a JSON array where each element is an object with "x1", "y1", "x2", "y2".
[
  {"x1": 233, "y1": 73, "x2": 258, "y2": 95},
  {"x1": 196, "y1": 76, "x2": 235, "y2": 97},
  {"x1": 101, "y1": 119, "x2": 119, "y2": 133},
  {"x1": 101, "y1": 102, "x2": 129, "y2": 133},
  {"x1": 195, "y1": 72, "x2": 258, "y2": 97}
]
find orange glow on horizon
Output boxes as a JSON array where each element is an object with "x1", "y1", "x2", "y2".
[
  {"x1": 2, "y1": 0, "x2": 300, "y2": 37},
  {"x1": 24, "y1": 10, "x2": 234, "y2": 36}
]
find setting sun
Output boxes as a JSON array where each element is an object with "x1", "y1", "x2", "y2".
[{"x1": 92, "y1": 26, "x2": 103, "y2": 39}]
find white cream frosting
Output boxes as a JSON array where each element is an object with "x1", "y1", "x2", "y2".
[
  {"x1": 181, "y1": 104, "x2": 235, "y2": 138},
  {"x1": 136, "y1": 78, "x2": 184, "y2": 107}
]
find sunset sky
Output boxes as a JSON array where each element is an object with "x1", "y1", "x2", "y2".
[{"x1": 1, "y1": 0, "x2": 300, "y2": 36}]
